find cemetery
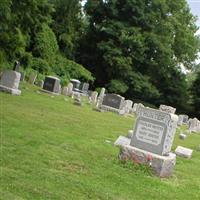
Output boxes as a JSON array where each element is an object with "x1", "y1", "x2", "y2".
[
  {"x1": 0, "y1": 0, "x2": 200, "y2": 199},
  {"x1": 1, "y1": 80, "x2": 200, "y2": 199}
]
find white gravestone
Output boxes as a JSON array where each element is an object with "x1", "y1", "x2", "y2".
[
  {"x1": 188, "y1": 118, "x2": 200, "y2": 133},
  {"x1": 159, "y1": 104, "x2": 176, "y2": 114},
  {"x1": 0, "y1": 70, "x2": 21, "y2": 95},
  {"x1": 175, "y1": 146, "x2": 193, "y2": 158},
  {"x1": 131, "y1": 106, "x2": 178, "y2": 156},
  {"x1": 90, "y1": 91, "x2": 98, "y2": 104},
  {"x1": 62, "y1": 86, "x2": 68, "y2": 96},
  {"x1": 97, "y1": 87, "x2": 105, "y2": 107},
  {"x1": 123, "y1": 100, "x2": 133, "y2": 114},
  {"x1": 67, "y1": 83, "x2": 73, "y2": 96}
]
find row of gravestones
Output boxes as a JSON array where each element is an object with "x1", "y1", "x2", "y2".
[{"x1": 114, "y1": 103, "x2": 199, "y2": 178}]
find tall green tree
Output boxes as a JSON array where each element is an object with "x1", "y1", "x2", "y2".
[
  {"x1": 79, "y1": 0, "x2": 199, "y2": 111},
  {"x1": 51, "y1": 0, "x2": 83, "y2": 59}
]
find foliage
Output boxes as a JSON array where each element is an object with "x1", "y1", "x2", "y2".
[
  {"x1": 33, "y1": 24, "x2": 59, "y2": 65},
  {"x1": 107, "y1": 79, "x2": 128, "y2": 94},
  {"x1": 30, "y1": 57, "x2": 50, "y2": 74},
  {"x1": 79, "y1": 0, "x2": 200, "y2": 114},
  {"x1": 192, "y1": 71, "x2": 200, "y2": 118}
]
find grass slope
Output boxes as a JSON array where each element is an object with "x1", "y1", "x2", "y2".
[{"x1": 0, "y1": 83, "x2": 200, "y2": 200}]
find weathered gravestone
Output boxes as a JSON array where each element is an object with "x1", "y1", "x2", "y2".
[
  {"x1": 90, "y1": 91, "x2": 98, "y2": 104},
  {"x1": 66, "y1": 82, "x2": 73, "y2": 96},
  {"x1": 123, "y1": 100, "x2": 133, "y2": 114},
  {"x1": 99, "y1": 93, "x2": 124, "y2": 113},
  {"x1": 0, "y1": 70, "x2": 21, "y2": 95},
  {"x1": 175, "y1": 146, "x2": 193, "y2": 158},
  {"x1": 73, "y1": 92, "x2": 82, "y2": 106},
  {"x1": 28, "y1": 73, "x2": 37, "y2": 85},
  {"x1": 42, "y1": 76, "x2": 60, "y2": 95},
  {"x1": 188, "y1": 118, "x2": 200, "y2": 133},
  {"x1": 97, "y1": 87, "x2": 105, "y2": 107},
  {"x1": 13, "y1": 61, "x2": 20, "y2": 72},
  {"x1": 178, "y1": 114, "x2": 189, "y2": 126},
  {"x1": 159, "y1": 104, "x2": 176, "y2": 114},
  {"x1": 62, "y1": 86, "x2": 68, "y2": 96},
  {"x1": 115, "y1": 106, "x2": 178, "y2": 177},
  {"x1": 81, "y1": 82, "x2": 89, "y2": 94}
]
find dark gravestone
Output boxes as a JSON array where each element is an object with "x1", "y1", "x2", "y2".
[
  {"x1": 13, "y1": 61, "x2": 20, "y2": 72},
  {"x1": 102, "y1": 94, "x2": 124, "y2": 109},
  {"x1": 43, "y1": 76, "x2": 60, "y2": 93},
  {"x1": 70, "y1": 79, "x2": 80, "y2": 92}
]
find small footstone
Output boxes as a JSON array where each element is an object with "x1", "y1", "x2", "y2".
[
  {"x1": 179, "y1": 133, "x2": 187, "y2": 140},
  {"x1": 114, "y1": 136, "x2": 130, "y2": 146},
  {"x1": 175, "y1": 146, "x2": 193, "y2": 158}
]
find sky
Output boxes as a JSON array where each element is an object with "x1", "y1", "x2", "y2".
[{"x1": 187, "y1": 0, "x2": 200, "y2": 33}]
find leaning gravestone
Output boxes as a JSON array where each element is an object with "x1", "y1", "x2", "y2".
[
  {"x1": 115, "y1": 105, "x2": 178, "y2": 177},
  {"x1": 159, "y1": 104, "x2": 176, "y2": 114},
  {"x1": 41, "y1": 76, "x2": 60, "y2": 95},
  {"x1": 99, "y1": 93, "x2": 124, "y2": 114},
  {"x1": 97, "y1": 87, "x2": 105, "y2": 107},
  {"x1": 0, "y1": 70, "x2": 21, "y2": 95}
]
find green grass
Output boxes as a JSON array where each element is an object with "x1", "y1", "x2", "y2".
[{"x1": 0, "y1": 83, "x2": 200, "y2": 200}]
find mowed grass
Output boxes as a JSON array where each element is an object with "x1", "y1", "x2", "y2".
[{"x1": 0, "y1": 83, "x2": 200, "y2": 200}]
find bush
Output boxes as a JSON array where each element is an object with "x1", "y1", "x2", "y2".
[
  {"x1": 107, "y1": 79, "x2": 128, "y2": 94},
  {"x1": 30, "y1": 57, "x2": 50, "y2": 74},
  {"x1": 33, "y1": 24, "x2": 59, "y2": 65},
  {"x1": 53, "y1": 54, "x2": 94, "y2": 82}
]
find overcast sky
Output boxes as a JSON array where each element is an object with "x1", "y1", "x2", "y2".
[{"x1": 187, "y1": 0, "x2": 200, "y2": 29}]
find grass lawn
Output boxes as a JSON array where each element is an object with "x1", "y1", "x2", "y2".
[{"x1": 0, "y1": 83, "x2": 200, "y2": 200}]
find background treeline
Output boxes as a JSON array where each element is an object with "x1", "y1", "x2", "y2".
[{"x1": 0, "y1": 0, "x2": 200, "y2": 116}]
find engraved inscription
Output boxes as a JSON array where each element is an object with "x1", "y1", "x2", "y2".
[{"x1": 135, "y1": 120, "x2": 164, "y2": 145}]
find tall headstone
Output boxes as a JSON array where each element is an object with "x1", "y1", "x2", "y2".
[
  {"x1": 178, "y1": 114, "x2": 189, "y2": 126},
  {"x1": 13, "y1": 61, "x2": 20, "y2": 72},
  {"x1": 97, "y1": 87, "x2": 105, "y2": 107},
  {"x1": 90, "y1": 91, "x2": 98, "y2": 104},
  {"x1": 159, "y1": 104, "x2": 176, "y2": 114},
  {"x1": 131, "y1": 106, "x2": 178, "y2": 155},
  {"x1": 188, "y1": 118, "x2": 200, "y2": 133},
  {"x1": 28, "y1": 73, "x2": 37, "y2": 85},
  {"x1": 42, "y1": 76, "x2": 60, "y2": 94},
  {"x1": 123, "y1": 100, "x2": 133, "y2": 114},
  {"x1": 67, "y1": 82, "x2": 73, "y2": 96},
  {"x1": 0, "y1": 70, "x2": 21, "y2": 95},
  {"x1": 81, "y1": 83, "x2": 89, "y2": 94},
  {"x1": 62, "y1": 86, "x2": 68, "y2": 96}
]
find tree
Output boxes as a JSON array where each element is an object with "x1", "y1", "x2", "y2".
[
  {"x1": 79, "y1": 0, "x2": 199, "y2": 111},
  {"x1": 192, "y1": 70, "x2": 200, "y2": 118}
]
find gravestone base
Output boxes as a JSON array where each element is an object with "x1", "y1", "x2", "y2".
[
  {"x1": 99, "y1": 105, "x2": 121, "y2": 114},
  {"x1": 0, "y1": 84, "x2": 21, "y2": 95},
  {"x1": 119, "y1": 144, "x2": 176, "y2": 178},
  {"x1": 39, "y1": 88, "x2": 60, "y2": 96}
]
